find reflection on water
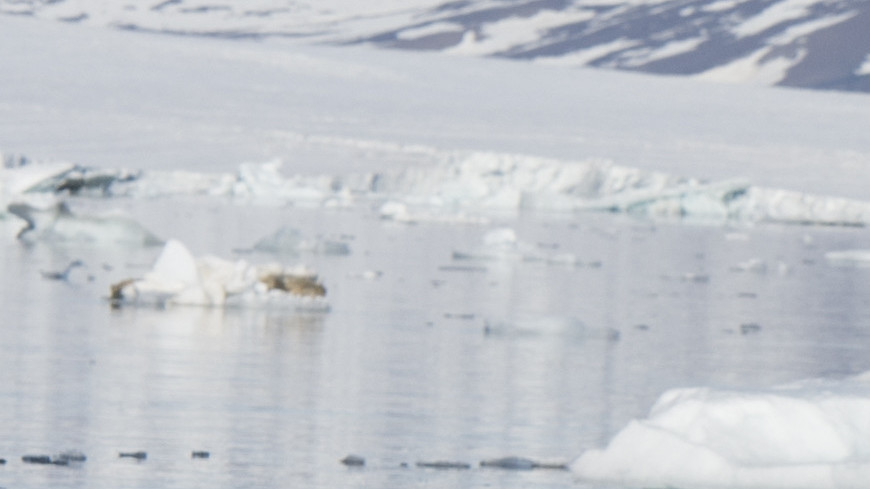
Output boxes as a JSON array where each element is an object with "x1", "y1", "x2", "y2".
[{"x1": 3, "y1": 209, "x2": 870, "y2": 488}]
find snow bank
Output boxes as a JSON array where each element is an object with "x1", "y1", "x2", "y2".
[
  {"x1": 572, "y1": 374, "x2": 870, "y2": 489},
  {"x1": 110, "y1": 239, "x2": 328, "y2": 310}
]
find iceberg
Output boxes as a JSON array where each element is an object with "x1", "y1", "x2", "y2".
[
  {"x1": 572, "y1": 374, "x2": 870, "y2": 489},
  {"x1": 7, "y1": 199, "x2": 163, "y2": 246},
  {"x1": 110, "y1": 239, "x2": 328, "y2": 310}
]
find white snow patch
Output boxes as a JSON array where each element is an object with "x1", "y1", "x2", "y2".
[
  {"x1": 396, "y1": 22, "x2": 464, "y2": 41},
  {"x1": 445, "y1": 8, "x2": 595, "y2": 56},
  {"x1": 702, "y1": 0, "x2": 745, "y2": 13},
  {"x1": 695, "y1": 46, "x2": 804, "y2": 85},
  {"x1": 534, "y1": 38, "x2": 641, "y2": 67},
  {"x1": 732, "y1": 0, "x2": 819, "y2": 39},
  {"x1": 857, "y1": 54, "x2": 870, "y2": 76},
  {"x1": 620, "y1": 36, "x2": 708, "y2": 67},
  {"x1": 573, "y1": 374, "x2": 870, "y2": 489}
]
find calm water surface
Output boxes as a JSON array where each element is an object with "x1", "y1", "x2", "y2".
[{"x1": 3, "y1": 200, "x2": 870, "y2": 489}]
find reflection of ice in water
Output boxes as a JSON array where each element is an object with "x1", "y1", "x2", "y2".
[
  {"x1": 252, "y1": 226, "x2": 350, "y2": 256},
  {"x1": 452, "y1": 227, "x2": 579, "y2": 265}
]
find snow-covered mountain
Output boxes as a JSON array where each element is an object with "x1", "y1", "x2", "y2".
[{"x1": 3, "y1": 0, "x2": 870, "y2": 92}]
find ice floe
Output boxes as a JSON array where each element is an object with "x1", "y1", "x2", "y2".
[
  {"x1": 110, "y1": 239, "x2": 328, "y2": 310},
  {"x1": 572, "y1": 373, "x2": 870, "y2": 489}
]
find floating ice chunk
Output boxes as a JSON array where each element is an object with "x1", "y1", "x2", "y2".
[
  {"x1": 7, "y1": 199, "x2": 163, "y2": 246},
  {"x1": 572, "y1": 375, "x2": 870, "y2": 489},
  {"x1": 379, "y1": 200, "x2": 412, "y2": 222},
  {"x1": 825, "y1": 250, "x2": 870, "y2": 268},
  {"x1": 732, "y1": 258, "x2": 768, "y2": 273},
  {"x1": 252, "y1": 226, "x2": 350, "y2": 256},
  {"x1": 111, "y1": 239, "x2": 328, "y2": 310}
]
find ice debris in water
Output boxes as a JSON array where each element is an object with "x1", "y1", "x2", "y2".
[
  {"x1": 110, "y1": 239, "x2": 328, "y2": 310},
  {"x1": 252, "y1": 226, "x2": 350, "y2": 256},
  {"x1": 572, "y1": 372, "x2": 870, "y2": 489},
  {"x1": 452, "y1": 227, "x2": 578, "y2": 265}
]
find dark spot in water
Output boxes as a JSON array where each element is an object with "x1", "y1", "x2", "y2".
[
  {"x1": 119, "y1": 451, "x2": 147, "y2": 460},
  {"x1": 191, "y1": 451, "x2": 210, "y2": 459},
  {"x1": 340, "y1": 454, "x2": 365, "y2": 466},
  {"x1": 479, "y1": 456, "x2": 567, "y2": 470},
  {"x1": 741, "y1": 323, "x2": 762, "y2": 335},
  {"x1": 416, "y1": 460, "x2": 471, "y2": 469},
  {"x1": 444, "y1": 313, "x2": 475, "y2": 320},
  {"x1": 22, "y1": 455, "x2": 52, "y2": 465}
]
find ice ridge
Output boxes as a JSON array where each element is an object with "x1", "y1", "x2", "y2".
[{"x1": 4, "y1": 150, "x2": 870, "y2": 228}]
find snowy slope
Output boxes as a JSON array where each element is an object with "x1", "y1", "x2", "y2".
[
  {"x1": 4, "y1": 0, "x2": 870, "y2": 92},
  {"x1": 3, "y1": 13, "x2": 870, "y2": 205}
]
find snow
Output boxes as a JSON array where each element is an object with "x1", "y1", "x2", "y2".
[
  {"x1": 700, "y1": 11, "x2": 855, "y2": 85},
  {"x1": 731, "y1": 0, "x2": 818, "y2": 39},
  {"x1": 535, "y1": 38, "x2": 641, "y2": 67},
  {"x1": 695, "y1": 46, "x2": 802, "y2": 85},
  {"x1": 396, "y1": 22, "x2": 464, "y2": 41},
  {"x1": 769, "y1": 13, "x2": 856, "y2": 45},
  {"x1": 6, "y1": 4, "x2": 870, "y2": 489},
  {"x1": 444, "y1": 9, "x2": 596, "y2": 57},
  {"x1": 620, "y1": 36, "x2": 709, "y2": 68},
  {"x1": 857, "y1": 54, "x2": 870, "y2": 76},
  {"x1": 572, "y1": 374, "x2": 870, "y2": 489}
]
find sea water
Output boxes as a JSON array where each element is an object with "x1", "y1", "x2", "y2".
[{"x1": 2, "y1": 198, "x2": 870, "y2": 489}]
